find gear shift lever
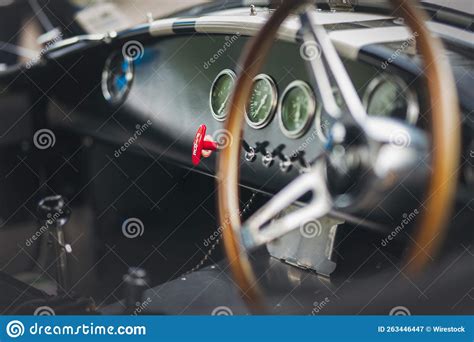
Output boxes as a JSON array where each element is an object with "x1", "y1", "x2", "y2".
[
  {"x1": 37, "y1": 195, "x2": 72, "y2": 295},
  {"x1": 123, "y1": 267, "x2": 149, "y2": 315}
]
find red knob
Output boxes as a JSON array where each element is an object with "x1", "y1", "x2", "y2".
[{"x1": 192, "y1": 125, "x2": 218, "y2": 166}]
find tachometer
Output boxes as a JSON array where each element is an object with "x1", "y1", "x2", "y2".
[
  {"x1": 101, "y1": 52, "x2": 134, "y2": 105},
  {"x1": 210, "y1": 69, "x2": 236, "y2": 121},
  {"x1": 363, "y1": 76, "x2": 419, "y2": 124},
  {"x1": 245, "y1": 74, "x2": 278, "y2": 129},
  {"x1": 279, "y1": 81, "x2": 316, "y2": 138}
]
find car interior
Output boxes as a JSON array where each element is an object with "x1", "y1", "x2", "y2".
[{"x1": 0, "y1": 0, "x2": 472, "y2": 316}]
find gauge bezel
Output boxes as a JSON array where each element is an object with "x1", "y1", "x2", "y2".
[
  {"x1": 209, "y1": 69, "x2": 237, "y2": 121},
  {"x1": 245, "y1": 74, "x2": 278, "y2": 129},
  {"x1": 278, "y1": 80, "x2": 316, "y2": 139},
  {"x1": 101, "y1": 52, "x2": 134, "y2": 105},
  {"x1": 362, "y1": 75, "x2": 419, "y2": 125}
]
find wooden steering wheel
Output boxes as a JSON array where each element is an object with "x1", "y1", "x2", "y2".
[{"x1": 217, "y1": 0, "x2": 460, "y2": 311}]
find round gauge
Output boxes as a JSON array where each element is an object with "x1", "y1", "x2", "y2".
[
  {"x1": 101, "y1": 52, "x2": 134, "y2": 104},
  {"x1": 316, "y1": 87, "x2": 344, "y2": 143},
  {"x1": 363, "y1": 76, "x2": 419, "y2": 124},
  {"x1": 245, "y1": 74, "x2": 278, "y2": 129},
  {"x1": 210, "y1": 69, "x2": 236, "y2": 121},
  {"x1": 279, "y1": 81, "x2": 316, "y2": 139}
]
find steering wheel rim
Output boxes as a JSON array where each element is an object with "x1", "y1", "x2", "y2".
[{"x1": 217, "y1": 0, "x2": 460, "y2": 312}]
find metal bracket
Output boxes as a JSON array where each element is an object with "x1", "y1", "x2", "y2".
[{"x1": 267, "y1": 212, "x2": 343, "y2": 277}]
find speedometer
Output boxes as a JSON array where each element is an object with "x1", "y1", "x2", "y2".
[
  {"x1": 279, "y1": 81, "x2": 316, "y2": 138},
  {"x1": 210, "y1": 69, "x2": 236, "y2": 121},
  {"x1": 245, "y1": 74, "x2": 278, "y2": 129},
  {"x1": 101, "y1": 52, "x2": 134, "y2": 105},
  {"x1": 363, "y1": 76, "x2": 419, "y2": 124}
]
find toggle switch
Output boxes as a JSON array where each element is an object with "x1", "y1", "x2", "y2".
[
  {"x1": 262, "y1": 152, "x2": 274, "y2": 168},
  {"x1": 192, "y1": 124, "x2": 218, "y2": 166}
]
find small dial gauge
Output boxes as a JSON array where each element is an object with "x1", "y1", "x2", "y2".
[
  {"x1": 279, "y1": 81, "x2": 316, "y2": 139},
  {"x1": 210, "y1": 69, "x2": 236, "y2": 121},
  {"x1": 245, "y1": 74, "x2": 278, "y2": 129},
  {"x1": 363, "y1": 76, "x2": 419, "y2": 124},
  {"x1": 102, "y1": 52, "x2": 134, "y2": 104}
]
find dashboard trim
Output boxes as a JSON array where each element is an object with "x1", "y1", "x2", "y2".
[{"x1": 146, "y1": 13, "x2": 473, "y2": 62}]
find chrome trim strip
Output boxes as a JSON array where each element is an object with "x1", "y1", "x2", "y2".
[
  {"x1": 427, "y1": 21, "x2": 474, "y2": 47},
  {"x1": 43, "y1": 11, "x2": 471, "y2": 66},
  {"x1": 149, "y1": 18, "x2": 176, "y2": 36},
  {"x1": 45, "y1": 12, "x2": 471, "y2": 65},
  {"x1": 147, "y1": 14, "x2": 404, "y2": 60},
  {"x1": 328, "y1": 26, "x2": 415, "y2": 59},
  {"x1": 49, "y1": 34, "x2": 106, "y2": 52},
  {"x1": 150, "y1": 15, "x2": 300, "y2": 42}
]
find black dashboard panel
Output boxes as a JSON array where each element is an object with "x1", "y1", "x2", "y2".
[{"x1": 123, "y1": 35, "x2": 383, "y2": 193}]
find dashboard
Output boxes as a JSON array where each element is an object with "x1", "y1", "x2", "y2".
[
  {"x1": 5, "y1": 9, "x2": 467, "y2": 208},
  {"x1": 98, "y1": 34, "x2": 425, "y2": 194},
  {"x1": 0, "y1": 2, "x2": 472, "y2": 318}
]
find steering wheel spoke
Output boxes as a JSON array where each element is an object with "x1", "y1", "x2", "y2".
[
  {"x1": 300, "y1": 7, "x2": 368, "y2": 126},
  {"x1": 241, "y1": 162, "x2": 331, "y2": 250}
]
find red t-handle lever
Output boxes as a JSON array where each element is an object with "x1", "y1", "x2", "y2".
[{"x1": 192, "y1": 124, "x2": 218, "y2": 166}]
